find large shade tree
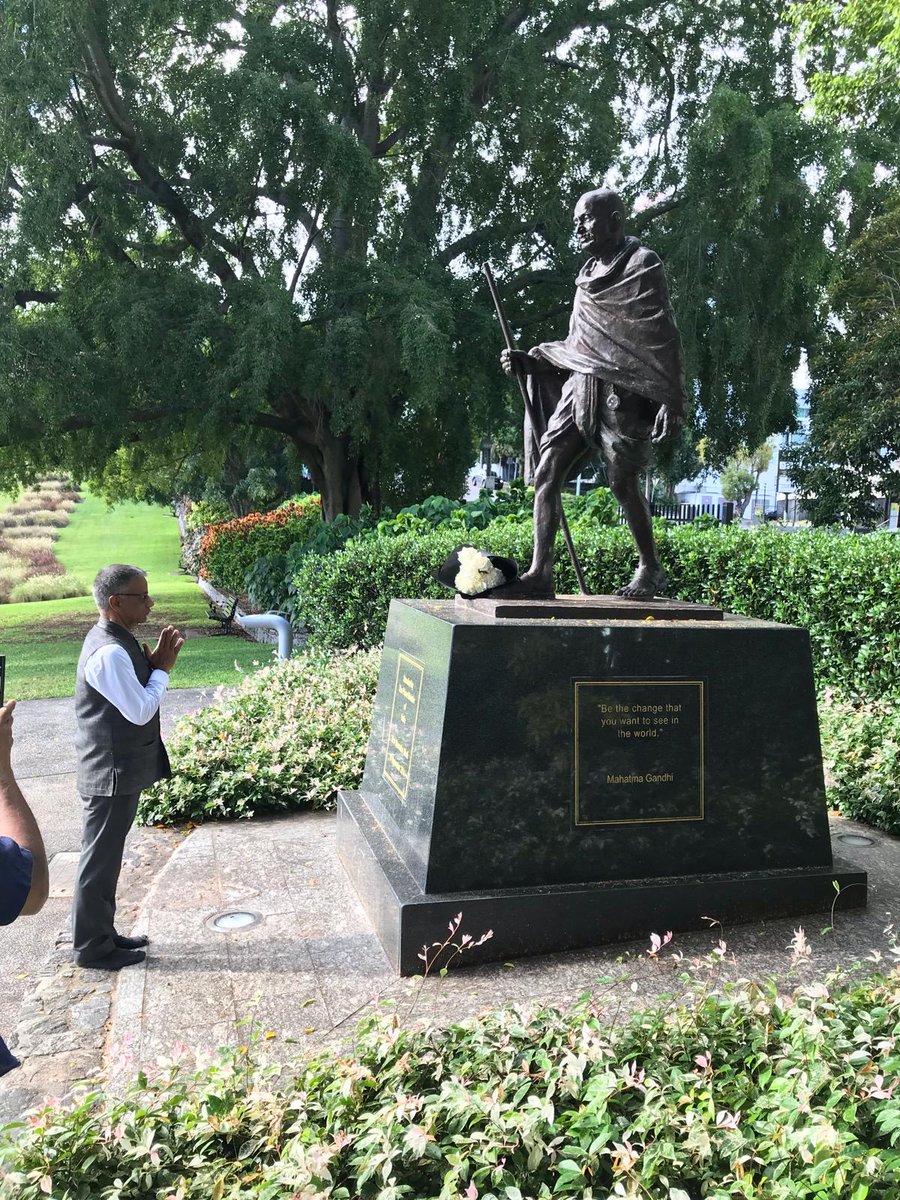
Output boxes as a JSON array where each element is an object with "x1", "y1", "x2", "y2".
[
  {"x1": 790, "y1": 199, "x2": 900, "y2": 525},
  {"x1": 787, "y1": 0, "x2": 900, "y2": 524},
  {"x1": 0, "y1": 1, "x2": 836, "y2": 518}
]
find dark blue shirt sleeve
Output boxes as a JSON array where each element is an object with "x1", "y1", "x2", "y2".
[
  {"x1": 0, "y1": 836, "x2": 33, "y2": 925},
  {"x1": 0, "y1": 1035, "x2": 20, "y2": 1077}
]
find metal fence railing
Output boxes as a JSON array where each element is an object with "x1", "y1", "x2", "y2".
[{"x1": 617, "y1": 500, "x2": 735, "y2": 525}]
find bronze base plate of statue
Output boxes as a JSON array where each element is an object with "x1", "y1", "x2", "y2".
[
  {"x1": 457, "y1": 593, "x2": 724, "y2": 621},
  {"x1": 337, "y1": 599, "x2": 867, "y2": 974}
]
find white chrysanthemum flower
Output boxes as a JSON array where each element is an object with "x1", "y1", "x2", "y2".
[{"x1": 455, "y1": 547, "x2": 505, "y2": 595}]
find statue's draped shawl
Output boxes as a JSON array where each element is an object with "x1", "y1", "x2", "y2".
[
  {"x1": 534, "y1": 237, "x2": 686, "y2": 410},
  {"x1": 523, "y1": 236, "x2": 686, "y2": 480}
]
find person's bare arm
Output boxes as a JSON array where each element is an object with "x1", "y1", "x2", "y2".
[{"x1": 0, "y1": 701, "x2": 49, "y2": 915}]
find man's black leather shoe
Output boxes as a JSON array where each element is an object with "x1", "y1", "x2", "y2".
[
  {"x1": 78, "y1": 948, "x2": 146, "y2": 971},
  {"x1": 114, "y1": 933, "x2": 149, "y2": 950}
]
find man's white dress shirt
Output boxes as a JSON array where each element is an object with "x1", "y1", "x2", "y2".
[{"x1": 83, "y1": 644, "x2": 169, "y2": 726}]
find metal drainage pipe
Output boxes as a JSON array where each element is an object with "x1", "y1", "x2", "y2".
[{"x1": 237, "y1": 612, "x2": 293, "y2": 661}]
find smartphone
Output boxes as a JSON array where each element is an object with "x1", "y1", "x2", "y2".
[{"x1": 0, "y1": 655, "x2": 5, "y2": 707}]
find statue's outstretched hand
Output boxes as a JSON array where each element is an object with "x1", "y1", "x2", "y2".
[
  {"x1": 651, "y1": 405, "x2": 682, "y2": 445},
  {"x1": 500, "y1": 349, "x2": 537, "y2": 377}
]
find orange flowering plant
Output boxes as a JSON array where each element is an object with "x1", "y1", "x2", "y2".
[{"x1": 199, "y1": 497, "x2": 322, "y2": 595}]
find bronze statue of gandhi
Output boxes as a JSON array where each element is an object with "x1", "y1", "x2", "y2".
[{"x1": 500, "y1": 188, "x2": 686, "y2": 598}]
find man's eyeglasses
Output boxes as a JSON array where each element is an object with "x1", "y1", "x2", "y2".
[{"x1": 114, "y1": 592, "x2": 151, "y2": 601}]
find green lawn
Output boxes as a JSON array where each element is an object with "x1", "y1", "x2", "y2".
[{"x1": 0, "y1": 495, "x2": 272, "y2": 699}]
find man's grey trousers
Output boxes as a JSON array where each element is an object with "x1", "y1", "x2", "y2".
[{"x1": 72, "y1": 792, "x2": 140, "y2": 965}]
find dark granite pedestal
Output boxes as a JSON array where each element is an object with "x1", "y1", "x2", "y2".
[{"x1": 338, "y1": 599, "x2": 867, "y2": 974}]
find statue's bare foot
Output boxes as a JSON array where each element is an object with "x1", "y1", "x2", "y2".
[
  {"x1": 615, "y1": 565, "x2": 666, "y2": 599},
  {"x1": 494, "y1": 570, "x2": 556, "y2": 599}
]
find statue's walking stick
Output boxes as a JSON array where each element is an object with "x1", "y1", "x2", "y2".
[{"x1": 482, "y1": 263, "x2": 588, "y2": 595}]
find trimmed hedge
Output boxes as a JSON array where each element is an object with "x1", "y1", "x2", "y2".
[
  {"x1": 198, "y1": 497, "x2": 322, "y2": 595},
  {"x1": 296, "y1": 525, "x2": 900, "y2": 697},
  {"x1": 296, "y1": 525, "x2": 470, "y2": 649},
  {"x1": 4, "y1": 969, "x2": 900, "y2": 1198}
]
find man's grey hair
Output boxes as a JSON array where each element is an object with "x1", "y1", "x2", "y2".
[{"x1": 93, "y1": 565, "x2": 147, "y2": 611}]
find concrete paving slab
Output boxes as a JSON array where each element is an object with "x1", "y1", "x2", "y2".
[
  {"x1": 47, "y1": 851, "x2": 81, "y2": 898},
  {"x1": 8, "y1": 686, "x2": 221, "y2": 779}
]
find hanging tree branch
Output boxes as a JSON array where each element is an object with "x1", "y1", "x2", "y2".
[{"x1": 80, "y1": 14, "x2": 240, "y2": 288}]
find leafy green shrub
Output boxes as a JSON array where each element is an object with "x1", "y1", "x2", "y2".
[
  {"x1": 293, "y1": 521, "x2": 633, "y2": 649},
  {"x1": 138, "y1": 647, "x2": 379, "y2": 825},
  {"x1": 8, "y1": 573, "x2": 86, "y2": 602},
  {"x1": 564, "y1": 485, "x2": 621, "y2": 526},
  {"x1": 243, "y1": 546, "x2": 299, "y2": 616},
  {"x1": 298, "y1": 524, "x2": 900, "y2": 697},
  {"x1": 656, "y1": 526, "x2": 900, "y2": 698},
  {"x1": 184, "y1": 497, "x2": 232, "y2": 530},
  {"x1": 367, "y1": 487, "x2": 616, "y2": 539},
  {"x1": 243, "y1": 491, "x2": 615, "y2": 619},
  {"x1": 178, "y1": 498, "x2": 230, "y2": 575},
  {"x1": 373, "y1": 492, "x2": 506, "y2": 535},
  {"x1": 4, "y1": 970, "x2": 900, "y2": 1199},
  {"x1": 199, "y1": 497, "x2": 323, "y2": 594},
  {"x1": 295, "y1": 524, "x2": 539, "y2": 649},
  {"x1": 819, "y1": 691, "x2": 900, "y2": 834},
  {"x1": 244, "y1": 508, "x2": 382, "y2": 619}
]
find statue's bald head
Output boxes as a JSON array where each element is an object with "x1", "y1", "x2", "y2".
[
  {"x1": 573, "y1": 188, "x2": 626, "y2": 256},
  {"x1": 577, "y1": 188, "x2": 625, "y2": 222}
]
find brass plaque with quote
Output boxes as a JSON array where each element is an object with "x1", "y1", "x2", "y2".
[
  {"x1": 574, "y1": 679, "x2": 705, "y2": 826},
  {"x1": 382, "y1": 652, "x2": 424, "y2": 802}
]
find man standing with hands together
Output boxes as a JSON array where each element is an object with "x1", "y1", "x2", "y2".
[{"x1": 72, "y1": 564, "x2": 184, "y2": 970}]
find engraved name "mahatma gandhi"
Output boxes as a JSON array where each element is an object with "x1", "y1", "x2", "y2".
[{"x1": 607, "y1": 772, "x2": 675, "y2": 784}]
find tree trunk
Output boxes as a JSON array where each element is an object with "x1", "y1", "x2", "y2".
[{"x1": 294, "y1": 425, "x2": 365, "y2": 521}]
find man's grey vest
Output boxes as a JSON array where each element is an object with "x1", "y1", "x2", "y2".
[{"x1": 74, "y1": 619, "x2": 171, "y2": 797}]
